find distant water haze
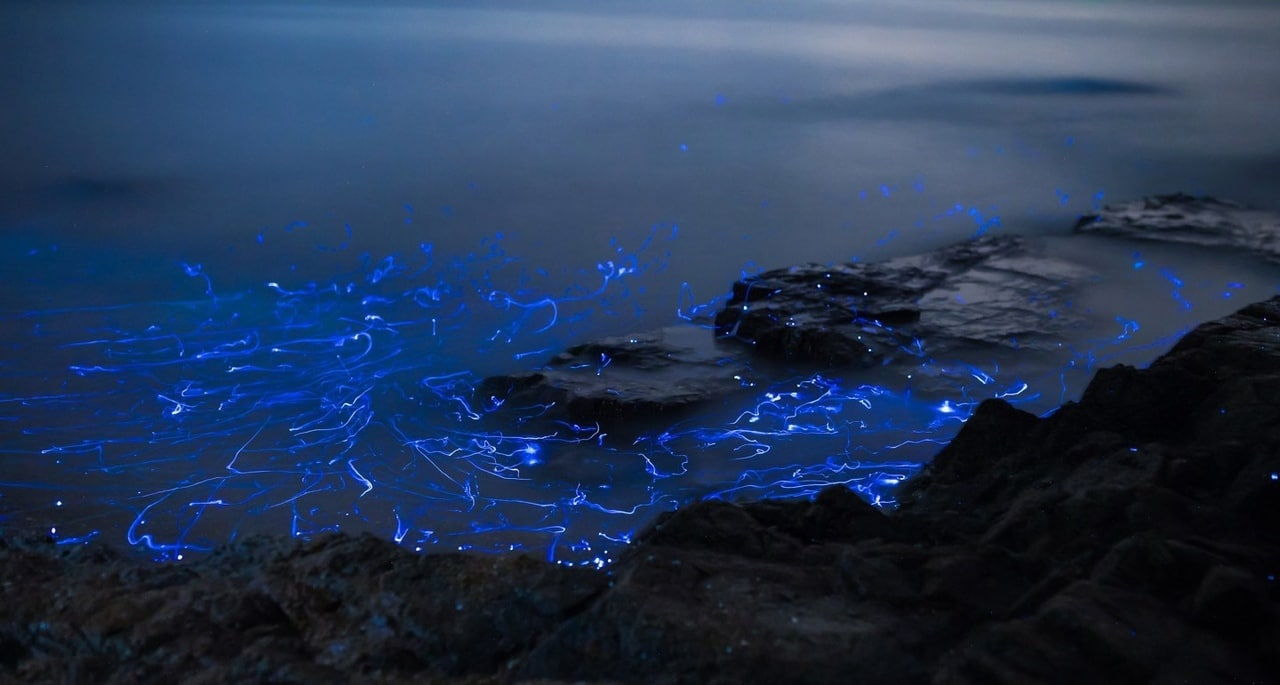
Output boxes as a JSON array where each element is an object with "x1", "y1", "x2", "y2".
[{"x1": 3, "y1": 0, "x2": 1279, "y2": 317}]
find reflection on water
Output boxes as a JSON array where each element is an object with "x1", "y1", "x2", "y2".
[{"x1": 1, "y1": 0, "x2": 1278, "y2": 562}]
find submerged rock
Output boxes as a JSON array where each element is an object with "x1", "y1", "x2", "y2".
[
  {"x1": 1076, "y1": 192, "x2": 1280, "y2": 264},
  {"x1": 4, "y1": 297, "x2": 1278, "y2": 683},
  {"x1": 713, "y1": 234, "x2": 1094, "y2": 365},
  {"x1": 474, "y1": 325, "x2": 757, "y2": 421}
]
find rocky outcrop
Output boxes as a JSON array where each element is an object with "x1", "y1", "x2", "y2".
[
  {"x1": 482, "y1": 195, "x2": 1280, "y2": 424},
  {"x1": 1076, "y1": 193, "x2": 1280, "y2": 264},
  {"x1": 479, "y1": 235, "x2": 1091, "y2": 421},
  {"x1": 4, "y1": 297, "x2": 1278, "y2": 684},
  {"x1": 512, "y1": 299, "x2": 1280, "y2": 685},
  {"x1": 712, "y1": 234, "x2": 1092, "y2": 365},
  {"x1": 474, "y1": 325, "x2": 757, "y2": 421}
]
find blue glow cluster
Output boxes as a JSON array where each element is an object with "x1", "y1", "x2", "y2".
[
  {"x1": 1, "y1": 200, "x2": 1267, "y2": 567},
  {"x1": 3, "y1": 225, "x2": 696, "y2": 562}
]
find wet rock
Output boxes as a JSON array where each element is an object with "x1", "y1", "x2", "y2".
[
  {"x1": 713, "y1": 234, "x2": 1094, "y2": 365},
  {"x1": 476, "y1": 325, "x2": 757, "y2": 421},
  {"x1": 1075, "y1": 193, "x2": 1280, "y2": 264},
  {"x1": 480, "y1": 235, "x2": 1095, "y2": 422},
  {"x1": 480, "y1": 199, "x2": 1275, "y2": 425}
]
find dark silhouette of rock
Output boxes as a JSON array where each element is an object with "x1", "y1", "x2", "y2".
[
  {"x1": 4, "y1": 297, "x2": 1278, "y2": 684},
  {"x1": 1076, "y1": 193, "x2": 1280, "y2": 264}
]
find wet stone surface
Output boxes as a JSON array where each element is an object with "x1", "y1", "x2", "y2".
[
  {"x1": 474, "y1": 326, "x2": 759, "y2": 422},
  {"x1": 1076, "y1": 193, "x2": 1280, "y2": 264},
  {"x1": 480, "y1": 234, "x2": 1095, "y2": 423},
  {"x1": 713, "y1": 234, "x2": 1095, "y2": 365}
]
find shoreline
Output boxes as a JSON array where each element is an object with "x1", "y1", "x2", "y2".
[{"x1": 3, "y1": 289, "x2": 1277, "y2": 682}]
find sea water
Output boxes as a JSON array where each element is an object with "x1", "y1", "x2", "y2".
[{"x1": 2, "y1": 0, "x2": 1278, "y2": 563}]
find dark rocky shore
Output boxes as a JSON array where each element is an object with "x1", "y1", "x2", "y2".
[{"x1": 3, "y1": 196, "x2": 1279, "y2": 684}]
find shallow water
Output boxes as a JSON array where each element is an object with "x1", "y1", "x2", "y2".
[{"x1": 2, "y1": 0, "x2": 1279, "y2": 563}]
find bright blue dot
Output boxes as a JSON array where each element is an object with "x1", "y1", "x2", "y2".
[{"x1": 679, "y1": 143, "x2": 688, "y2": 152}]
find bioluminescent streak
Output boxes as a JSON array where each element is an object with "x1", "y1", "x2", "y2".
[{"x1": 0, "y1": 219, "x2": 1268, "y2": 566}]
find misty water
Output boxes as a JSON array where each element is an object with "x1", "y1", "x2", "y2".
[{"x1": 2, "y1": 0, "x2": 1278, "y2": 562}]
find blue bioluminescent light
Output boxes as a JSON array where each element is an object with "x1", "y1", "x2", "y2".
[{"x1": 1, "y1": 200, "x2": 1267, "y2": 565}]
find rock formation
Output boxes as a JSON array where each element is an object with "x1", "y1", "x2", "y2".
[
  {"x1": 479, "y1": 235, "x2": 1093, "y2": 422},
  {"x1": 1076, "y1": 192, "x2": 1280, "y2": 264},
  {"x1": 712, "y1": 234, "x2": 1092, "y2": 364}
]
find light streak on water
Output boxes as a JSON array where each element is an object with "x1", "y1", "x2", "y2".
[{"x1": 0, "y1": 213, "x2": 1274, "y2": 566}]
